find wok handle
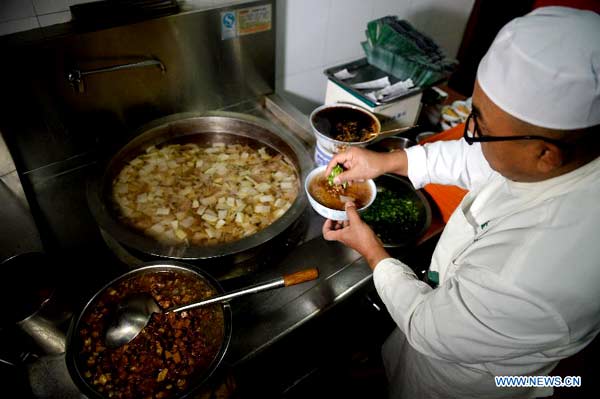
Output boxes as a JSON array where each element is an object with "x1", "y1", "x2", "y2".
[{"x1": 283, "y1": 268, "x2": 319, "y2": 287}]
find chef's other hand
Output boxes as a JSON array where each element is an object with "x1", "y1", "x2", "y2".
[
  {"x1": 325, "y1": 147, "x2": 409, "y2": 185},
  {"x1": 322, "y1": 202, "x2": 390, "y2": 270}
]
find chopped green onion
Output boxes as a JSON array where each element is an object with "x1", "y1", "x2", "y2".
[{"x1": 328, "y1": 164, "x2": 347, "y2": 189}]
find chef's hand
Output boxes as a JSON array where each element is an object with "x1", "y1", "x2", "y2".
[
  {"x1": 322, "y1": 202, "x2": 390, "y2": 270},
  {"x1": 325, "y1": 147, "x2": 409, "y2": 185}
]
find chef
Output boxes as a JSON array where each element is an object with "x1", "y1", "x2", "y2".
[{"x1": 323, "y1": 7, "x2": 600, "y2": 398}]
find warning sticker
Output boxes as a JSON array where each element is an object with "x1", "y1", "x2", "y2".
[
  {"x1": 238, "y1": 4, "x2": 272, "y2": 36},
  {"x1": 221, "y1": 4, "x2": 272, "y2": 40}
]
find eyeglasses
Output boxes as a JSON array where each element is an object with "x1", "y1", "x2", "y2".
[{"x1": 463, "y1": 113, "x2": 570, "y2": 147}]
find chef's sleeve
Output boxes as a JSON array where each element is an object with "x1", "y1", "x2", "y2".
[
  {"x1": 373, "y1": 258, "x2": 569, "y2": 364},
  {"x1": 405, "y1": 139, "x2": 495, "y2": 191}
]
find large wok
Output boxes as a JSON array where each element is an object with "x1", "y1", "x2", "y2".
[{"x1": 87, "y1": 112, "x2": 313, "y2": 261}]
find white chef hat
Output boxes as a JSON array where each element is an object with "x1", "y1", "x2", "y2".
[{"x1": 477, "y1": 6, "x2": 600, "y2": 130}]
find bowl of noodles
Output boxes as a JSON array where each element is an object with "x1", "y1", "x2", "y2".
[{"x1": 304, "y1": 165, "x2": 376, "y2": 221}]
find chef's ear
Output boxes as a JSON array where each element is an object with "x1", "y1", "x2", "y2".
[{"x1": 536, "y1": 142, "x2": 563, "y2": 173}]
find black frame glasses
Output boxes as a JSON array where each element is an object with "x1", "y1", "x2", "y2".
[{"x1": 463, "y1": 113, "x2": 570, "y2": 147}]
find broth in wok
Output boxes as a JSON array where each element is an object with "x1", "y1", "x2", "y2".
[{"x1": 112, "y1": 141, "x2": 299, "y2": 246}]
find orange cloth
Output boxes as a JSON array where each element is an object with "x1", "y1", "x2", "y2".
[{"x1": 418, "y1": 124, "x2": 468, "y2": 223}]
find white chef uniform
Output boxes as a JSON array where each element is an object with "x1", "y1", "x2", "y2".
[{"x1": 373, "y1": 139, "x2": 600, "y2": 398}]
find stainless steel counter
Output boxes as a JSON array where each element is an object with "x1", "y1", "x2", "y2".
[
  {"x1": 224, "y1": 212, "x2": 371, "y2": 365},
  {"x1": 0, "y1": 133, "x2": 44, "y2": 260}
]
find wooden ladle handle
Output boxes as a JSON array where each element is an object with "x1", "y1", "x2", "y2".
[{"x1": 283, "y1": 268, "x2": 319, "y2": 287}]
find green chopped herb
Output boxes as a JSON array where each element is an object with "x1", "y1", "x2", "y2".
[
  {"x1": 361, "y1": 186, "x2": 422, "y2": 242},
  {"x1": 328, "y1": 164, "x2": 347, "y2": 189}
]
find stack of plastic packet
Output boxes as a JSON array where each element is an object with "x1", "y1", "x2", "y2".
[{"x1": 362, "y1": 16, "x2": 457, "y2": 87}]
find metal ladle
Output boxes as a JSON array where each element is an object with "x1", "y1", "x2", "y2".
[
  {"x1": 362, "y1": 125, "x2": 418, "y2": 145},
  {"x1": 105, "y1": 268, "x2": 319, "y2": 348}
]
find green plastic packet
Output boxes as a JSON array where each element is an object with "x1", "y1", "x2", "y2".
[{"x1": 362, "y1": 16, "x2": 458, "y2": 87}]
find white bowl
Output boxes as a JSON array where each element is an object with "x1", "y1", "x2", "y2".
[
  {"x1": 304, "y1": 165, "x2": 376, "y2": 221},
  {"x1": 440, "y1": 121, "x2": 453, "y2": 131},
  {"x1": 451, "y1": 100, "x2": 471, "y2": 119},
  {"x1": 441, "y1": 105, "x2": 461, "y2": 123}
]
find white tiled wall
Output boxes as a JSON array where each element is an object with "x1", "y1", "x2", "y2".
[
  {"x1": 0, "y1": 0, "x2": 100, "y2": 34},
  {"x1": 0, "y1": 1, "x2": 241, "y2": 34},
  {"x1": 0, "y1": 0, "x2": 475, "y2": 115},
  {"x1": 276, "y1": 0, "x2": 475, "y2": 114}
]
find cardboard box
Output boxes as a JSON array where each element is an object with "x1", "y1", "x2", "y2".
[
  {"x1": 323, "y1": 58, "x2": 425, "y2": 129},
  {"x1": 324, "y1": 79, "x2": 422, "y2": 129}
]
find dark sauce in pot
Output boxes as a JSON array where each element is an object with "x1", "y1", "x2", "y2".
[
  {"x1": 309, "y1": 172, "x2": 372, "y2": 210},
  {"x1": 312, "y1": 106, "x2": 378, "y2": 142},
  {"x1": 77, "y1": 270, "x2": 225, "y2": 399}
]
